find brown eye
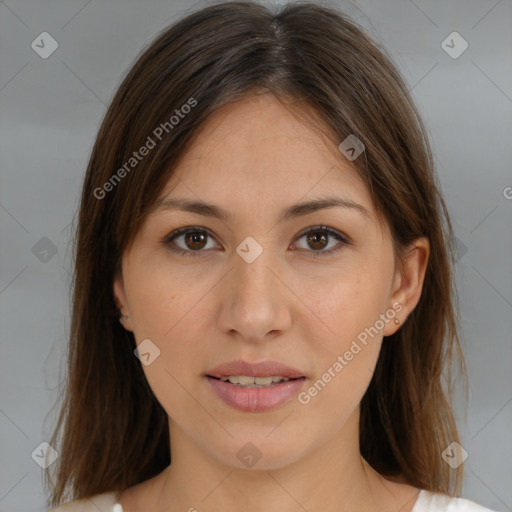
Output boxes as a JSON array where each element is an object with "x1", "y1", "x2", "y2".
[
  {"x1": 292, "y1": 225, "x2": 349, "y2": 258},
  {"x1": 163, "y1": 225, "x2": 349, "y2": 259},
  {"x1": 306, "y1": 231, "x2": 328, "y2": 251},
  {"x1": 163, "y1": 227, "x2": 219, "y2": 257},
  {"x1": 184, "y1": 231, "x2": 208, "y2": 250}
]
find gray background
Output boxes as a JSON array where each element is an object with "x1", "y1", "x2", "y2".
[{"x1": 1, "y1": 0, "x2": 511, "y2": 510}]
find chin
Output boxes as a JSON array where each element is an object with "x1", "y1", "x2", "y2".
[{"x1": 207, "y1": 431, "x2": 313, "y2": 471}]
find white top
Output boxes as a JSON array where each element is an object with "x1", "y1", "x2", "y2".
[{"x1": 48, "y1": 489, "x2": 499, "y2": 511}]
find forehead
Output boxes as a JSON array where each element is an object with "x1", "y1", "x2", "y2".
[{"x1": 156, "y1": 94, "x2": 375, "y2": 219}]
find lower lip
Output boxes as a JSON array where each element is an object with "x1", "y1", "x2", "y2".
[{"x1": 206, "y1": 376, "x2": 306, "y2": 412}]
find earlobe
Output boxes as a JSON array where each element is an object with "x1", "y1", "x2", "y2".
[{"x1": 384, "y1": 237, "x2": 430, "y2": 336}]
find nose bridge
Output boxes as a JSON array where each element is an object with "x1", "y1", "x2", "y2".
[
  {"x1": 219, "y1": 239, "x2": 292, "y2": 340},
  {"x1": 234, "y1": 241, "x2": 280, "y2": 311}
]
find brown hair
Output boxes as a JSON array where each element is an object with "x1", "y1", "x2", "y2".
[{"x1": 46, "y1": 0, "x2": 466, "y2": 506}]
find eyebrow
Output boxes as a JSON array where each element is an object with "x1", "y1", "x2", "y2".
[{"x1": 153, "y1": 194, "x2": 371, "y2": 222}]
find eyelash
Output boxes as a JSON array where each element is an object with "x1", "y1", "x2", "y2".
[{"x1": 161, "y1": 225, "x2": 350, "y2": 259}]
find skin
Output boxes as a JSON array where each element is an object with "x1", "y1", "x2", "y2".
[{"x1": 114, "y1": 93, "x2": 429, "y2": 512}]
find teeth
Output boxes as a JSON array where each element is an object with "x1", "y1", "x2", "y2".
[
  {"x1": 219, "y1": 375, "x2": 291, "y2": 387},
  {"x1": 239, "y1": 376, "x2": 255, "y2": 385}
]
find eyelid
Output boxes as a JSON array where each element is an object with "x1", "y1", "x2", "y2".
[
  {"x1": 161, "y1": 225, "x2": 222, "y2": 255},
  {"x1": 292, "y1": 224, "x2": 351, "y2": 245},
  {"x1": 290, "y1": 225, "x2": 350, "y2": 258}
]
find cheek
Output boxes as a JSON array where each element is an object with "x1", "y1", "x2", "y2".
[
  {"x1": 298, "y1": 253, "x2": 393, "y2": 342},
  {"x1": 126, "y1": 269, "x2": 210, "y2": 419},
  {"x1": 123, "y1": 258, "x2": 216, "y2": 389},
  {"x1": 125, "y1": 255, "x2": 210, "y2": 339},
  {"x1": 296, "y1": 279, "x2": 386, "y2": 422},
  {"x1": 294, "y1": 253, "x2": 392, "y2": 400}
]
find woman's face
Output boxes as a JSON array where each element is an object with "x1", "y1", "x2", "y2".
[{"x1": 114, "y1": 93, "x2": 427, "y2": 470}]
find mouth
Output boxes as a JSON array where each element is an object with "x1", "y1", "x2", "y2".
[
  {"x1": 206, "y1": 359, "x2": 307, "y2": 380},
  {"x1": 204, "y1": 360, "x2": 307, "y2": 412},
  {"x1": 207, "y1": 375, "x2": 305, "y2": 388}
]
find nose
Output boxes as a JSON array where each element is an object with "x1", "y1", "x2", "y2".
[{"x1": 217, "y1": 246, "x2": 293, "y2": 343}]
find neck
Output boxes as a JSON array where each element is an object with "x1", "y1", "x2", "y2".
[{"x1": 144, "y1": 410, "x2": 417, "y2": 512}]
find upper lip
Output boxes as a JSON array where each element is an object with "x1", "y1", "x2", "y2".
[{"x1": 207, "y1": 360, "x2": 306, "y2": 379}]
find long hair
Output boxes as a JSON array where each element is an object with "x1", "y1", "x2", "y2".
[{"x1": 46, "y1": 1, "x2": 466, "y2": 506}]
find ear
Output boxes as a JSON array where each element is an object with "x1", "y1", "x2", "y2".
[
  {"x1": 383, "y1": 237, "x2": 430, "y2": 336},
  {"x1": 113, "y1": 273, "x2": 134, "y2": 332}
]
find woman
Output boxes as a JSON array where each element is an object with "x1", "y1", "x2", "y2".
[{"x1": 46, "y1": 1, "x2": 497, "y2": 511}]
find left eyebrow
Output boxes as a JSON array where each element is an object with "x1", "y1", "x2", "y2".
[
  {"x1": 152, "y1": 193, "x2": 371, "y2": 222},
  {"x1": 278, "y1": 194, "x2": 371, "y2": 222}
]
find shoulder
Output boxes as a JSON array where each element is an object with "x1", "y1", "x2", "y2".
[
  {"x1": 48, "y1": 492, "x2": 121, "y2": 512},
  {"x1": 413, "y1": 490, "x2": 499, "y2": 512}
]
